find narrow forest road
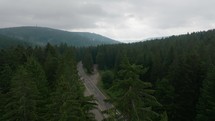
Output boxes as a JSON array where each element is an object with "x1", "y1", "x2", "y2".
[{"x1": 77, "y1": 62, "x2": 113, "y2": 121}]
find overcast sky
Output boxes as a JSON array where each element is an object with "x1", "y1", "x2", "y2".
[{"x1": 1, "y1": 0, "x2": 215, "y2": 42}]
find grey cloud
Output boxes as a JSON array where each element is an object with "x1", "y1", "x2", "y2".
[{"x1": 0, "y1": 0, "x2": 215, "y2": 40}]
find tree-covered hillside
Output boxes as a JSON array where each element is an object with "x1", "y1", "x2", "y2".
[
  {"x1": 1, "y1": 29, "x2": 215, "y2": 121},
  {"x1": 0, "y1": 26, "x2": 120, "y2": 47},
  {"x1": 0, "y1": 35, "x2": 31, "y2": 49},
  {"x1": 0, "y1": 44, "x2": 96, "y2": 121},
  {"x1": 80, "y1": 29, "x2": 215, "y2": 121}
]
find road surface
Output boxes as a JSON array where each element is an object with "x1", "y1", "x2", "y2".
[{"x1": 77, "y1": 62, "x2": 113, "y2": 121}]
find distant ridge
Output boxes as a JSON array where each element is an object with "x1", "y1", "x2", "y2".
[{"x1": 0, "y1": 26, "x2": 120, "y2": 47}]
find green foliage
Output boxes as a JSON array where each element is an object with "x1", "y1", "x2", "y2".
[
  {"x1": 82, "y1": 51, "x2": 94, "y2": 73},
  {"x1": 24, "y1": 57, "x2": 49, "y2": 120},
  {"x1": 0, "y1": 26, "x2": 119, "y2": 47},
  {"x1": 2, "y1": 66, "x2": 40, "y2": 121},
  {"x1": 196, "y1": 66, "x2": 215, "y2": 121},
  {"x1": 155, "y1": 79, "x2": 174, "y2": 120},
  {"x1": 39, "y1": 29, "x2": 215, "y2": 121},
  {"x1": 78, "y1": 29, "x2": 215, "y2": 121},
  {"x1": 96, "y1": 51, "x2": 106, "y2": 69},
  {"x1": 2, "y1": 28, "x2": 215, "y2": 121},
  {"x1": 0, "y1": 35, "x2": 30, "y2": 49},
  {"x1": 0, "y1": 44, "x2": 97, "y2": 121},
  {"x1": 0, "y1": 65, "x2": 13, "y2": 93},
  {"x1": 43, "y1": 44, "x2": 59, "y2": 90},
  {"x1": 168, "y1": 53, "x2": 205, "y2": 121},
  {"x1": 25, "y1": 57, "x2": 48, "y2": 93},
  {"x1": 47, "y1": 50, "x2": 96, "y2": 121},
  {"x1": 102, "y1": 70, "x2": 114, "y2": 89},
  {"x1": 107, "y1": 60, "x2": 164, "y2": 121}
]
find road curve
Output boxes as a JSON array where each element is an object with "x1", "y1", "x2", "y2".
[{"x1": 77, "y1": 62, "x2": 113, "y2": 121}]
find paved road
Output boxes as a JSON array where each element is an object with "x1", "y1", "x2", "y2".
[{"x1": 77, "y1": 62, "x2": 113, "y2": 121}]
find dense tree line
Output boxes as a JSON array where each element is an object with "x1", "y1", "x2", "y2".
[
  {"x1": 0, "y1": 26, "x2": 119, "y2": 47},
  {"x1": 0, "y1": 35, "x2": 30, "y2": 49},
  {"x1": 0, "y1": 44, "x2": 96, "y2": 121},
  {"x1": 104, "y1": 57, "x2": 167, "y2": 121},
  {"x1": 1, "y1": 29, "x2": 215, "y2": 121},
  {"x1": 80, "y1": 29, "x2": 215, "y2": 121}
]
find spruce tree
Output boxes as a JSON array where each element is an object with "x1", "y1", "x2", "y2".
[
  {"x1": 0, "y1": 64, "x2": 13, "y2": 94},
  {"x1": 196, "y1": 67, "x2": 215, "y2": 121},
  {"x1": 108, "y1": 59, "x2": 165, "y2": 121},
  {"x1": 47, "y1": 51, "x2": 96, "y2": 121},
  {"x1": 2, "y1": 66, "x2": 40, "y2": 121},
  {"x1": 25, "y1": 57, "x2": 48, "y2": 121},
  {"x1": 82, "y1": 51, "x2": 93, "y2": 73},
  {"x1": 155, "y1": 79, "x2": 174, "y2": 121}
]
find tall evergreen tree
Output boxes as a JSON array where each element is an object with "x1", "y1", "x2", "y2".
[
  {"x1": 42, "y1": 43, "x2": 60, "y2": 90},
  {"x1": 82, "y1": 51, "x2": 93, "y2": 73},
  {"x1": 155, "y1": 79, "x2": 175, "y2": 121},
  {"x1": 108, "y1": 59, "x2": 165, "y2": 121},
  {"x1": 25, "y1": 57, "x2": 48, "y2": 121},
  {"x1": 47, "y1": 50, "x2": 96, "y2": 121},
  {"x1": 0, "y1": 64, "x2": 13, "y2": 94},
  {"x1": 196, "y1": 66, "x2": 215, "y2": 121},
  {"x1": 2, "y1": 66, "x2": 40, "y2": 121},
  {"x1": 169, "y1": 53, "x2": 205, "y2": 121},
  {"x1": 25, "y1": 57, "x2": 48, "y2": 94}
]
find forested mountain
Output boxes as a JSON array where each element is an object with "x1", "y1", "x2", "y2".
[
  {"x1": 80, "y1": 29, "x2": 215, "y2": 121},
  {"x1": 0, "y1": 26, "x2": 119, "y2": 47},
  {"x1": 1, "y1": 29, "x2": 215, "y2": 121},
  {"x1": 0, "y1": 35, "x2": 31, "y2": 48}
]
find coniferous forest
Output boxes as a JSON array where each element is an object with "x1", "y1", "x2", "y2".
[
  {"x1": 80, "y1": 30, "x2": 215, "y2": 121},
  {"x1": 1, "y1": 29, "x2": 215, "y2": 121},
  {"x1": 0, "y1": 44, "x2": 96, "y2": 121}
]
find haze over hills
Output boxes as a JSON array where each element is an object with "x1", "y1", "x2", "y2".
[
  {"x1": 0, "y1": 26, "x2": 120, "y2": 47},
  {"x1": 0, "y1": 34, "x2": 30, "y2": 48}
]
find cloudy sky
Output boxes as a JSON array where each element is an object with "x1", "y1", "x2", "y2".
[{"x1": 1, "y1": 0, "x2": 215, "y2": 42}]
